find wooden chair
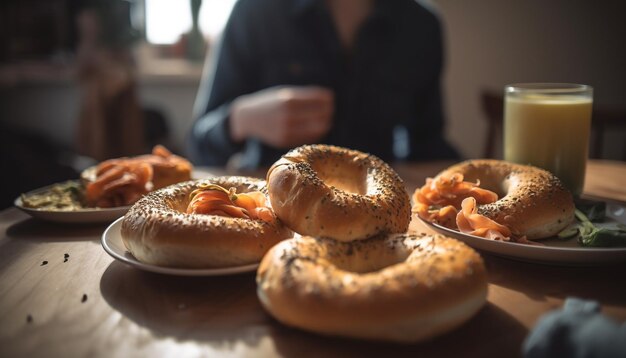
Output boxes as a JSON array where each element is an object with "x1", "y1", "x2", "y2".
[
  {"x1": 480, "y1": 90, "x2": 505, "y2": 158},
  {"x1": 590, "y1": 106, "x2": 626, "y2": 159},
  {"x1": 480, "y1": 89, "x2": 626, "y2": 159}
]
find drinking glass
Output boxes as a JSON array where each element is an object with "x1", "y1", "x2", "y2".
[{"x1": 503, "y1": 83, "x2": 593, "y2": 196}]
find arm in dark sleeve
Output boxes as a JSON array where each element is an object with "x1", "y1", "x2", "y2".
[
  {"x1": 404, "y1": 12, "x2": 460, "y2": 162},
  {"x1": 187, "y1": 0, "x2": 258, "y2": 166}
]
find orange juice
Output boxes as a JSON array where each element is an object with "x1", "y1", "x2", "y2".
[{"x1": 504, "y1": 84, "x2": 592, "y2": 195}]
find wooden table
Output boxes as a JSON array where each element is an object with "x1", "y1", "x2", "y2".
[{"x1": 1, "y1": 160, "x2": 625, "y2": 357}]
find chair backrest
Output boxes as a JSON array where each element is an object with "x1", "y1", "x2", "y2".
[
  {"x1": 589, "y1": 106, "x2": 626, "y2": 159},
  {"x1": 480, "y1": 90, "x2": 504, "y2": 158},
  {"x1": 479, "y1": 89, "x2": 626, "y2": 160}
]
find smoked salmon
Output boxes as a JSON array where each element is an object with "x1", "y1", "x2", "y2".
[
  {"x1": 187, "y1": 184, "x2": 276, "y2": 223},
  {"x1": 414, "y1": 172, "x2": 518, "y2": 242},
  {"x1": 85, "y1": 145, "x2": 192, "y2": 208}
]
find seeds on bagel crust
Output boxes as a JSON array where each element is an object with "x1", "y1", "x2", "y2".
[
  {"x1": 415, "y1": 159, "x2": 575, "y2": 241},
  {"x1": 256, "y1": 233, "x2": 488, "y2": 342},
  {"x1": 121, "y1": 176, "x2": 292, "y2": 268},
  {"x1": 267, "y1": 144, "x2": 411, "y2": 242}
]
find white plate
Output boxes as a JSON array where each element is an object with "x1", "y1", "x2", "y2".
[
  {"x1": 101, "y1": 217, "x2": 259, "y2": 276},
  {"x1": 14, "y1": 181, "x2": 130, "y2": 224},
  {"x1": 419, "y1": 202, "x2": 626, "y2": 266}
]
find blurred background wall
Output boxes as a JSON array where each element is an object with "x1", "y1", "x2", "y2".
[
  {"x1": 1, "y1": 0, "x2": 625, "y2": 208},
  {"x1": 438, "y1": 0, "x2": 626, "y2": 159}
]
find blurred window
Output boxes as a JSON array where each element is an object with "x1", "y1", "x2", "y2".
[{"x1": 145, "y1": 0, "x2": 237, "y2": 44}]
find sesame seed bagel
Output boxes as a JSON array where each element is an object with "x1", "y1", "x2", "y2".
[
  {"x1": 266, "y1": 145, "x2": 411, "y2": 242},
  {"x1": 438, "y1": 160, "x2": 575, "y2": 239},
  {"x1": 256, "y1": 234, "x2": 488, "y2": 342},
  {"x1": 121, "y1": 176, "x2": 292, "y2": 268}
]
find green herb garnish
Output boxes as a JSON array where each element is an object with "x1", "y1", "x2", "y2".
[
  {"x1": 574, "y1": 198, "x2": 607, "y2": 222},
  {"x1": 20, "y1": 181, "x2": 86, "y2": 211},
  {"x1": 573, "y1": 209, "x2": 626, "y2": 247}
]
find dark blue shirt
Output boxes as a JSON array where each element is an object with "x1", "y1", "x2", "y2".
[{"x1": 189, "y1": 0, "x2": 460, "y2": 168}]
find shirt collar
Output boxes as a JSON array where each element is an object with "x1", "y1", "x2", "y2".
[
  {"x1": 292, "y1": 0, "x2": 319, "y2": 16},
  {"x1": 291, "y1": 0, "x2": 396, "y2": 24}
]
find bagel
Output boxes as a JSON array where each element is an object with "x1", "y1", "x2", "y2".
[
  {"x1": 266, "y1": 145, "x2": 411, "y2": 242},
  {"x1": 257, "y1": 233, "x2": 488, "y2": 342},
  {"x1": 121, "y1": 176, "x2": 292, "y2": 268},
  {"x1": 415, "y1": 159, "x2": 574, "y2": 240}
]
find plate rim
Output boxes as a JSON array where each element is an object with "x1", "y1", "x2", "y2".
[
  {"x1": 14, "y1": 180, "x2": 131, "y2": 214},
  {"x1": 101, "y1": 217, "x2": 259, "y2": 276},
  {"x1": 415, "y1": 202, "x2": 626, "y2": 265},
  {"x1": 420, "y1": 218, "x2": 626, "y2": 253}
]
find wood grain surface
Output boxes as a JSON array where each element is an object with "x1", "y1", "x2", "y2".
[{"x1": 1, "y1": 160, "x2": 625, "y2": 358}]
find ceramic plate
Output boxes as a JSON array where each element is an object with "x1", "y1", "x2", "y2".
[
  {"x1": 419, "y1": 202, "x2": 626, "y2": 266},
  {"x1": 101, "y1": 217, "x2": 259, "y2": 276},
  {"x1": 14, "y1": 181, "x2": 130, "y2": 224}
]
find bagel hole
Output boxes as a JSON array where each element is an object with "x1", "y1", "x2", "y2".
[
  {"x1": 311, "y1": 162, "x2": 367, "y2": 195},
  {"x1": 461, "y1": 174, "x2": 509, "y2": 199},
  {"x1": 176, "y1": 183, "x2": 262, "y2": 214},
  {"x1": 329, "y1": 248, "x2": 411, "y2": 274},
  {"x1": 171, "y1": 200, "x2": 189, "y2": 213}
]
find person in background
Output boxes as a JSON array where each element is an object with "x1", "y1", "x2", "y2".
[{"x1": 189, "y1": 0, "x2": 460, "y2": 169}]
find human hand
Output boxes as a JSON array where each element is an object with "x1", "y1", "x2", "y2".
[{"x1": 230, "y1": 86, "x2": 334, "y2": 148}]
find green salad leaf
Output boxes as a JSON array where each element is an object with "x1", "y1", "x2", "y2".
[
  {"x1": 573, "y1": 198, "x2": 607, "y2": 222},
  {"x1": 574, "y1": 209, "x2": 626, "y2": 247}
]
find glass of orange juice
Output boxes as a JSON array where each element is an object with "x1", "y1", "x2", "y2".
[{"x1": 504, "y1": 83, "x2": 593, "y2": 196}]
